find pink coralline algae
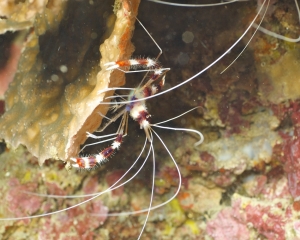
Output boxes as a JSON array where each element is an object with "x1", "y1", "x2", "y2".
[
  {"x1": 242, "y1": 175, "x2": 267, "y2": 197},
  {"x1": 38, "y1": 175, "x2": 108, "y2": 239},
  {"x1": 218, "y1": 91, "x2": 252, "y2": 135},
  {"x1": 105, "y1": 170, "x2": 126, "y2": 196},
  {"x1": 155, "y1": 166, "x2": 188, "y2": 195},
  {"x1": 38, "y1": 200, "x2": 108, "y2": 240},
  {"x1": 245, "y1": 203, "x2": 286, "y2": 240},
  {"x1": 206, "y1": 196, "x2": 290, "y2": 240},
  {"x1": 277, "y1": 101, "x2": 300, "y2": 200},
  {"x1": 82, "y1": 175, "x2": 100, "y2": 196},
  {"x1": 206, "y1": 199, "x2": 250, "y2": 240},
  {"x1": 4, "y1": 178, "x2": 42, "y2": 224}
]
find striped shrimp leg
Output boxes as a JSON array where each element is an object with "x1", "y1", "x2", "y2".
[
  {"x1": 70, "y1": 133, "x2": 123, "y2": 169},
  {"x1": 104, "y1": 58, "x2": 159, "y2": 70}
]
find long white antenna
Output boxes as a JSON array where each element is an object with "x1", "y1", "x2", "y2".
[
  {"x1": 99, "y1": 0, "x2": 267, "y2": 105},
  {"x1": 148, "y1": 0, "x2": 245, "y2": 7}
]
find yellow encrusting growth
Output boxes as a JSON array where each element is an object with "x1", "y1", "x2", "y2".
[
  {"x1": 168, "y1": 199, "x2": 186, "y2": 226},
  {"x1": 184, "y1": 219, "x2": 200, "y2": 235}
]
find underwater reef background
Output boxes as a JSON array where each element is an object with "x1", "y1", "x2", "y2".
[{"x1": 1, "y1": 0, "x2": 300, "y2": 239}]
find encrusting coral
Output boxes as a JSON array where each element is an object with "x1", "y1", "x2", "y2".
[
  {"x1": 0, "y1": 0, "x2": 140, "y2": 165},
  {"x1": 0, "y1": 0, "x2": 52, "y2": 34}
]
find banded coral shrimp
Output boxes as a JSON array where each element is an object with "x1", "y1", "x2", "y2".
[
  {"x1": 95, "y1": 0, "x2": 300, "y2": 238},
  {"x1": 0, "y1": 20, "x2": 204, "y2": 239},
  {"x1": 1, "y1": 0, "x2": 300, "y2": 239}
]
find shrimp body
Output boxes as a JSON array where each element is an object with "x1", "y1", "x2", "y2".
[{"x1": 69, "y1": 59, "x2": 168, "y2": 169}]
